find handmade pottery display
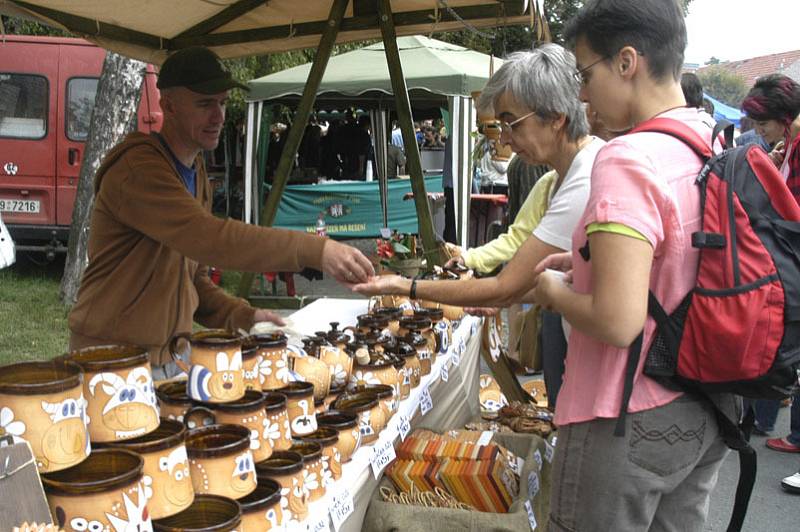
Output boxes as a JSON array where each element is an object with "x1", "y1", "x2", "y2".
[
  {"x1": 238, "y1": 477, "x2": 283, "y2": 531},
  {"x1": 332, "y1": 393, "x2": 384, "y2": 445},
  {"x1": 42, "y1": 448, "x2": 151, "y2": 531},
  {"x1": 290, "y1": 351, "x2": 331, "y2": 403},
  {"x1": 99, "y1": 417, "x2": 193, "y2": 519},
  {"x1": 64, "y1": 345, "x2": 159, "y2": 442},
  {"x1": 316, "y1": 412, "x2": 360, "y2": 463},
  {"x1": 479, "y1": 374, "x2": 508, "y2": 419},
  {"x1": 255, "y1": 450, "x2": 307, "y2": 524},
  {"x1": 277, "y1": 382, "x2": 317, "y2": 437},
  {"x1": 170, "y1": 330, "x2": 245, "y2": 404},
  {"x1": 152, "y1": 494, "x2": 241, "y2": 531},
  {"x1": 244, "y1": 333, "x2": 291, "y2": 391},
  {"x1": 299, "y1": 427, "x2": 341, "y2": 483},
  {"x1": 289, "y1": 441, "x2": 326, "y2": 502},
  {"x1": 263, "y1": 391, "x2": 292, "y2": 452},
  {"x1": 156, "y1": 381, "x2": 193, "y2": 424},
  {"x1": 352, "y1": 383, "x2": 397, "y2": 421},
  {"x1": 185, "y1": 423, "x2": 256, "y2": 500},
  {"x1": 0, "y1": 360, "x2": 90, "y2": 473},
  {"x1": 240, "y1": 343, "x2": 262, "y2": 392}
]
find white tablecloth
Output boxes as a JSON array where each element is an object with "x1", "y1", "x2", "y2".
[{"x1": 286, "y1": 298, "x2": 483, "y2": 532}]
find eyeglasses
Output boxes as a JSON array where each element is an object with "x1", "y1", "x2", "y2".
[
  {"x1": 573, "y1": 55, "x2": 609, "y2": 85},
  {"x1": 499, "y1": 110, "x2": 538, "y2": 134}
]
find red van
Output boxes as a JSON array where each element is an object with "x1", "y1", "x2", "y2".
[{"x1": 0, "y1": 35, "x2": 161, "y2": 257}]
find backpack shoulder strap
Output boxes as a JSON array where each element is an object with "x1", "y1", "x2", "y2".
[{"x1": 629, "y1": 117, "x2": 714, "y2": 161}]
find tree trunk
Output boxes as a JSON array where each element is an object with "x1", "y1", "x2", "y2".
[{"x1": 60, "y1": 51, "x2": 145, "y2": 306}]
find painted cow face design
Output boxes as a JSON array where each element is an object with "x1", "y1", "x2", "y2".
[
  {"x1": 67, "y1": 517, "x2": 104, "y2": 531},
  {"x1": 158, "y1": 446, "x2": 193, "y2": 506},
  {"x1": 208, "y1": 351, "x2": 244, "y2": 401},
  {"x1": 40, "y1": 395, "x2": 90, "y2": 467},
  {"x1": 89, "y1": 368, "x2": 159, "y2": 439},
  {"x1": 105, "y1": 481, "x2": 153, "y2": 531},
  {"x1": 231, "y1": 451, "x2": 255, "y2": 493}
]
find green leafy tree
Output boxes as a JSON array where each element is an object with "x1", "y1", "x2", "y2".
[{"x1": 697, "y1": 66, "x2": 748, "y2": 107}]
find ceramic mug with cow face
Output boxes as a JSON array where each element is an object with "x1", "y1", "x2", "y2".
[
  {"x1": 255, "y1": 451, "x2": 307, "y2": 525},
  {"x1": 151, "y1": 494, "x2": 242, "y2": 531},
  {"x1": 64, "y1": 345, "x2": 160, "y2": 442},
  {"x1": 185, "y1": 423, "x2": 256, "y2": 500},
  {"x1": 238, "y1": 477, "x2": 283, "y2": 531},
  {"x1": 98, "y1": 417, "x2": 193, "y2": 520},
  {"x1": 0, "y1": 360, "x2": 90, "y2": 473},
  {"x1": 170, "y1": 330, "x2": 245, "y2": 404},
  {"x1": 277, "y1": 382, "x2": 317, "y2": 437},
  {"x1": 184, "y1": 390, "x2": 273, "y2": 462},
  {"x1": 42, "y1": 449, "x2": 152, "y2": 532}
]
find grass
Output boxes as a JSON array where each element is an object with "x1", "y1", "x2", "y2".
[{"x1": 0, "y1": 256, "x2": 71, "y2": 364}]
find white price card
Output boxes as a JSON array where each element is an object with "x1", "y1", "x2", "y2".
[
  {"x1": 524, "y1": 500, "x2": 537, "y2": 531},
  {"x1": 551, "y1": 435, "x2": 558, "y2": 448},
  {"x1": 441, "y1": 364, "x2": 449, "y2": 382},
  {"x1": 329, "y1": 488, "x2": 355, "y2": 531},
  {"x1": 451, "y1": 350, "x2": 460, "y2": 367},
  {"x1": 308, "y1": 513, "x2": 331, "y2": 532},
  {"x1": 370, "y1": 438, "x2": 397, "y2": 478},
  {"x1": 419, "y1": 386, "x2": 433, "y2": 416},
  {"x1": 528, "y1": 471, "x2": 540, "y2": 499},
  {"x1": 397, "y1": 414, "x2": 411, "y2": 441},
  {"x1": 544, "y1": 442, "x2": 554, "y2": 463},
  {"x1": 533, "y1": 449, "x2": 543, "y2": 471}
]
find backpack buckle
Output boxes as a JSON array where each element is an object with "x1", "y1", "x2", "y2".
[{"x1": 692, "y1": 231, "x2": 726, "y2": 249}]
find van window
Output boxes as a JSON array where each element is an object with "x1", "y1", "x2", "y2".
[
  {"x1": 0, "y1": 73, "x2": 48, "y2": 139},
  {"x1": 67, "y1": 77, "x2": 99, "y2": 142}
]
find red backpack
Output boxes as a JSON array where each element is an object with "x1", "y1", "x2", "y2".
[{"x1": 612, "y1": 117, "x2": 800, "y2": 532}]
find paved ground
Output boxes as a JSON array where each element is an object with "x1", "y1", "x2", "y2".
[{"x1": 271, "y1": 247, "x2": 799, "y2": 531}]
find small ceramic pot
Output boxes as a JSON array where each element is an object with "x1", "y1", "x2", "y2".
[
  {"x1": 370, "y1": 307, "x2": 402, "y2": 335},
  {"x1": 299, "y1": 427, "x2": 341, "y2": 482},
  {"x1": 316, "y1": 412, "x2": 360, "y2": 464},
  {"x1": 152, "y1": 494, "x2": 241, "y2": 531},
  {"x1": 255, "y1": 451, "x2": 307, "y2": 524},
  {"x1": 278, "y1": 382, "x2": 317, "y2": 437},
  {"x1": 289, "y1": 354, "x2": 331, "y2": 403},
  {"x1": 185, "y1": 390, "x2": 272, "y2": 462},
  {"x1": 0, "y1": 360, "x2": 90, "y2": 473},
  {"x1": 264, "y1": 392, "x2": 292, "y2": 452},
  {"x1": 185, "y1": 424, "x2": 256, "y2": 500},
  {"x1": 380, "y1": 293, "x2": 416, "y2": 315},
  {"x1": 42, "y1": 448, "x2": 152, "y2": 531},
  {"x1": 417, "y1": 308, "x2": 452, "y2": 356},
  {"x1": 289, "y1": 441, "x2": 326, "y2": 502},
  {"x1": 170, "y1": 330, "x2": 245, "y2": 404},
  {"x1": 156, "y1": 381, "x2": 193, "y2": 424},
  {"x1": 245, "y1": 333, "x2": 291, "y2": 391},
  {"x1": 239, "y1": 477, "x2": 283, "y2": 531},
  {"x1": 241, "y1": 344, "x2": 262, "y2": 392},
  {"x1": 98, "y1": 417, "x2": 193, "y2": 519},
  {"x1": 405, "y1": 332, "x2": 432, "y2": 376},
  {"x1": 64, "y1": 345, "x2": 160, "y2": 442},
  {"x1": 352, "y1": 384, "x2": 397, "y2": 421},
  {"x1": 349, "y1": 359, "x2": 400, "y2": 394},
  {"x1": 332, "y1": 393, "x2": 384, "y2": 445}
]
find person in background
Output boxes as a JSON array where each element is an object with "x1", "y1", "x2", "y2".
[
  {"x1": 386, "y1": 142, "x2": 406, "y2": 178},
  {"x1": 390, "y1": 120, "x2": 404, "y2": 149},
  {"x1": 681, "y1": 72, "x2": 705, "y2": 108},
  {"x1": 68, "y1": 47, "x2": 374, "y2": 375},
  {"x1": 703, "y1": 96, "x2": 715, "y2": 117},
  {"x1": 735, "y1": 116, "x2": 771, "y2": 152},
  {"x1": 533, "y1": 1, "x2": 738, "y2": 528}
]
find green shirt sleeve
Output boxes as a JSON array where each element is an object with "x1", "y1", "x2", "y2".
[{"x1": 585, "y1": 222, "x2": 648, "y2": 241}]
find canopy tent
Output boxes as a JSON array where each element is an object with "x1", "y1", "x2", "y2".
[
  {"x1": 246, "y1": 35, "x2": 502, "y2": 245},
  {"x1": 704, "y1": 93, "x2": 743, "y2": 129}
]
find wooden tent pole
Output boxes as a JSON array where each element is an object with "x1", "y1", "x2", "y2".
[
  {"x1": 377, "y1": 0, "x2": 444, "y2": 267},
  {"x1": 236, "y1": 0, "x2": 349, "y2": 298}
]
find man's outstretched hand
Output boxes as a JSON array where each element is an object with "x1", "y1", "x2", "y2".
[{"x1": 320, "y1": 239, "x2": 375, "y2": 286}]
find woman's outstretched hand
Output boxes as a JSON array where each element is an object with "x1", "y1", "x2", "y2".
[{"x1": 351, "y1": 274, "x2": 409, "y2": 297}]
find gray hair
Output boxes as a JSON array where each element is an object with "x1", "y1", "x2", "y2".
[{"x1": 478, "y1": 44, "x2": 589, "y2": 141}]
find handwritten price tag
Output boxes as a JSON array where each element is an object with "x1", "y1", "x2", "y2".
[
  {"x1": 524, "y1": 500, "x2": 538, "y2": 531},
  {"x1": 419, "y1": 386, "x2": 433, "y2": 416},
  {"x1": 397, "y1": 414, "x2": 411, "y2": 441},
  {"x1": 441, "y1": 364, "x2": 449, "y2": 382},
  {"x1": 329, "y1": 488, "x2": 355, "y2": 531},
  {"x1": 528, "y1": 471, "x2": 540, "y2": 499},
  {"x1": 370, "y1": 438, "x2": 397, "y2": 478},
  {"x1": 452, "y1": 350, "x2": 460, "y2": 367},
  {"x1": 533, "y1": 449, "x2": 543, "y2": 471},
  {"x1": 544, "y1": 442, "x2": 554, "y2": 463},
  {"x1": 308, "y1": 513, "x2": 331, "y2": 532}
]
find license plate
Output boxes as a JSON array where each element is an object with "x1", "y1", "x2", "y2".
[{"x1": 0, "y1": 198, "x2": 40, "y2": 213}]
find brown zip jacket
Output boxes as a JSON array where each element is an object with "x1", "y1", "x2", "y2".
[{"x1": 68, "y1": 133, "x2": 326, "y2": 365}]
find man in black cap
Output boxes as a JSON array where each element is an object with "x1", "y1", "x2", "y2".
[{"x1": 68, "y1": 47, "x2": 374, "y2": 373}]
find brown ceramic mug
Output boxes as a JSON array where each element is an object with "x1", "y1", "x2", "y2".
[
  {"x1": 255, "y1": 450, "x2": 307, "y2": 524},
  {"x1": 289, "y1": 441, "x2": 325, "y2": 502},
  {"x1": 170, "y1": 330, "x2": 245, "y2": 404},
  {"x1": 0, "y1": 360, "x2": 90, "y2": 473},
  {"x1": 239, "y1": 477, "x2": 283, "y2": 530},
  {"x1": 350, "y1": 359, "x2": 400, "y2": 393},
  {"x1": 299, "y1": 426, "x2": 341, "y2": 483},
  {"x1": 185, "y1": 424, "x2": 256, "y2": 500},
  {"x1": 370, "y1": 307, "x2": 402, "y2": 335},
  {"x1": 317, "y1": 344, "x2": 353, "y2": 390},
  {"x1": 352, "y1": 383, "x2": 397, "y2": 421},
  {"x1": 98, "y1": 417, "x2": 193, "y2": 520},
  {"x1": 64, "y1": 345, "x2": 160, "y2": 442},
  {"x1": 316, "y1": 411, "x2": 361, "y2": 464},
  {"x1": 156, "y1": 381, "x2": 193, "y2": 424},
  {"x1": 263, "y1": 392, "x2": 291, "y2": 452},
  {"x1": 152, "y1": 494, "x2": 241, "y2": 531},
  {"x1": 42, "y1": 448, "x2": 152, "y2": 531},
  {"x1": 244, "y1": 333, "x2": 291, "y2": 391},
  {"x1": 289, "y1": 353, "x2": 331, "y2": 403},
  {"x1": 332, "y1": 392, "x2": 384, "y2": 445},
  {"x1": 241, "y1": 343, "x2": 262, "y2": 392},
  {"x1": 185, "y1": 390, "x2": 273, "y2": 462},
  {"x1": 277, "y1": 381, "x2": 317, "y2": 437}
]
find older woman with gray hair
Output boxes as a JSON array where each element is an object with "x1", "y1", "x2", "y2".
[{"x1": 354, "y1": 44, "x2": 604, "y2": 322}]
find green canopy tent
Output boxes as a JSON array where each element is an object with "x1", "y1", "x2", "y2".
[{"x1": 246, "y1": 35, "x2": 503, "y2": 246}]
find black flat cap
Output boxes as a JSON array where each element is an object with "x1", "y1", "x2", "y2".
[{"x1": 157, "y1": 46, "x2": 249, "y2": 94}]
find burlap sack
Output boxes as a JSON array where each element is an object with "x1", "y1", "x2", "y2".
[{"x1": 363, "y1": 431, "x2": 553, "y2": 532}]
